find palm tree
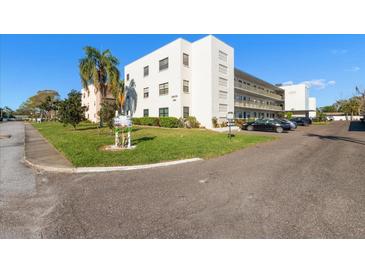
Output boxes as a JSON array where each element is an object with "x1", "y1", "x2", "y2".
[{"x1": 79, "y1": 46, "x2": 120, "y2": 126}]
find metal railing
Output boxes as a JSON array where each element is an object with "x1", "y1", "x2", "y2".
[
  {"x1": 234, "y1": 101, "x2": 283, "y2": 111},
  {"x1": 234, "y1": 81, "x2": 284, "y2": 101}
]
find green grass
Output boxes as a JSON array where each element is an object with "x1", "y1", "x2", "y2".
[
  {"x1": 312, "y1": 121, "x2": 331, "y2": 125},
  {"x1": 32, "y1": 122, "x2": 275, "y2": 167}
]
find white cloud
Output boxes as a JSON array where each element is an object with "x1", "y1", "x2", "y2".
[
  {"x1": 281, "y1": 81, "x2": 294, "y2": 86},
  {"x1": 299, "y1": 79, "x2": 336, "y2": 90},
  {"x1": 345, "y1": 66, "x2": 360, "y2": 72},
  {"x1": 331, "y1": 49, "x2": 348, "y2": 55}
]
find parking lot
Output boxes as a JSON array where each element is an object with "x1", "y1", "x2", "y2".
[{"x1": 1, "y1": 121, "x2": 365, "y2": 238}]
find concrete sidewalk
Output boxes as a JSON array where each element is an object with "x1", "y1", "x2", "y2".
[{"x1": 24, "y1": 123, "x2": 73, "y2": 170}]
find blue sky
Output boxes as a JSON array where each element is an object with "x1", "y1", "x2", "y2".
[{"x1": 1, "y1": 34, "x2": 364, "y2": 109}]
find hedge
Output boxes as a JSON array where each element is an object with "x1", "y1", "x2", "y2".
[
  {"x1": 132, "y1": 117, "x2": 160, "y2": 126},
  {"x1": 159, "y1": 117, "x2": 182, "y2": 128}
]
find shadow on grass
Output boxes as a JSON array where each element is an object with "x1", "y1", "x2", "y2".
[
  {"x1": 133, "y1": 136, "x2": 156, "y2": 145},
  {"x1": 349, "y1": 121, "x2": 365, "y2": 132},
  {"x1": 306, "y1": 133, "x2": 365, "y2": 146}
]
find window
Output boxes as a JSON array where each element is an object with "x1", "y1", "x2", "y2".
[
  {"x1": 219, "y1": 104, "x2": 228, "y2": 112},
  {"x1": 183, "y1": 107, "x2": 189, "y2": 118},
  {"x1": 159, "y1": 57, "x2": 169, "y2": 71},
  {"x1": 159, "y1": 82, "x2": 169, "y2": 95},
  {"x1": 218, "y1": 50, "x2": 227, "y2": 62},
  {"x1": 183, "y1": 53, "x2": 189, "y2": 66},
  {"x1": 143, "y1": 87, "x2": 149, "y2": 98},
  {"x1": 219, "y1": 77, "x2": 228, "y2": 87},
  {"x1": 126, "y1": 73, "x2": 130, "y2": 81},
  {"x1": 144, "y1": 66, "x2": 149, "y2": 77},
  {"x1": 219, "y1": 90, "x2": 227, "y2": 99},
  {"x1": 143, "y1": 109, "x2": 149, "y2": 117},
  {"x1": 183, "y1": 80, "x2": 189, "y2": 93},
  {"x1": 219, "y1": 64, "x2": 228, "y2": 74},
  {"x1": 159, "y1": 107, "x2": 169, "y2": 117}
]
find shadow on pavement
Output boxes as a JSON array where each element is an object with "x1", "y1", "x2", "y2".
[
  {"x1": 306, "y1": 133, "x2": 365, "y2": 146},
  {"x1": 349, "y1": 121, "x2": 365, "y2": 132}
]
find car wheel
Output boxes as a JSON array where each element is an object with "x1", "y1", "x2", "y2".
[
  {"x1": 247, "y1": 125, "x2": 254, "y2": 131},
  {"x1": 276, "y1": 127, "x2": 283, "y2": 133}
]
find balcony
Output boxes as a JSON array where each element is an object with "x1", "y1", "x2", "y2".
[
  {"x1": 234, "y1": 81, "x2": 284, "y2": 101},
  {"x1": 234, "y1": 100, "x2": 283, "y2": 111}
]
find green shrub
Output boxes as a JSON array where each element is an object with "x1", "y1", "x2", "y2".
[
  {"x1": 212, "y1": 117, "x2": 218, "y2": 128},
  {"x1": 132, "y1": 117, "x2": 160, "y2": 126},
  {"x1": 220, "y1": 120, "x2": 227, "y2": 127},
  {"x1": 159, "y1": 117, "x2": 181, "y2": 128},
  {"x1": 132, "y1": 117, "x2": 141, "y2": 125},
  {"x1": 185, "y1": 116, "x2": 200, "y2": 128}
]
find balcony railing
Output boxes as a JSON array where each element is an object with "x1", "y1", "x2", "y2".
[
  {"x1": 234, "y1": 101, "x2": 283, "y2": 111},
  {"x1": 234, "y1": 81, "x2": 284, "y2": 101}
]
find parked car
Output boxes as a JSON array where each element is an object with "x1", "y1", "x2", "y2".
[
  {"x1": 290, "y1": 117, "x2": 311, "y2": 126},
  {"x1": 279, "y1": 118, "x2": 297, "y2": 129},
  {"x1": 242, "y1": 119, "x2": 291, "y2": 133}
]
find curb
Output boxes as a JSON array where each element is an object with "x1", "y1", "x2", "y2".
[{"x1": 24, "y1": 157, "x2": 203, "y2": 173}]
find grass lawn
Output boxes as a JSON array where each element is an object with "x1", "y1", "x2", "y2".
[
  {"x1": 32, "y1": 122, "x2": 275, "y2": 167},
  {"x1": 312, "y1": 121, "x2": 331, "y2": 125}
]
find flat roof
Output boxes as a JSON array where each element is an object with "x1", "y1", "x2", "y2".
[{"x1": 234, "y1": 68, "x2": 284, "y2": 92}]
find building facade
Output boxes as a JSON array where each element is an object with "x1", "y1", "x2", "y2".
[
  {"x1": 234, "y1": 69, "x2": 285, "y2": 119},
  {"x1": 81, "y1": 85, "x2": 115, "y2": 123},
  {"x1": 124, "y1": 35, "x2": 234, "y2": 128},
  {"x1": 280, "y1": 83, "x2": 316, "y2": 117},
  {"x1": 124, "y1": 35, "x2": 288, "y2": 128}
]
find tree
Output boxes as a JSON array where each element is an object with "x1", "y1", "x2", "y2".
[
  {"x1": 338, "y1": 97, "x2": 361, "y2": 120},
  {"x1": 320, "y1": 105, "x2": 337, "y2": 113},
  {"x1": 58, "y1": 90, "x2": 86, "y2": 129},
  {"x1": 98, "y1": 100, "x2": 118, "y2": 130},
  {"x1": 355, "y1": 86, "x2": 365, "y2": 114},
  {"x1": 17, "y1": 90, "x2": 59, "y2": 118},
  {"x1": 38, "y1": 95, "x2": 59, "y2": 120},
  {"x1": 285, "y1": 111, "x2": 293, "y2": 119},
  {"x1": 79, "y1": 47, "x2": 120, "y2": 127}
]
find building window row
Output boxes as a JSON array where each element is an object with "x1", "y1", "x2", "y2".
[
  {"x1": 159, "y1": 82, "x2": 169, "y2": 95},
  {"x1": 143, "y1": 107, "x2": 189, "y2": 118},
  {"x1": 219, "y1": 77, "x2": 228, "y2": 87},
  {"x1": 159, "y1": 107, "x2": 169, "y2": 117},
  {"x1": 143, "y1": 87, "x2": 149, "y2": 98},
  {"x1": 183, "y1": 53, "x2": 189, "y2": 67},
  {"x1": 219, "y1": 90, "x2": 228, "y2": 99},
  {"x1": 219, "y1": 50, "x2": 228, "y2": 62},
  {"x1": 159, "y1": 57, "x2": 169, "y2": 71},
  {"x1": 183, "y1": 80, "x2": 189, "y2": 93},
  {"x1": 219, "y1": 103, "x2": 228, "y2": 112},
  {"x1": 219, "y1": 64, "x2": 228, "y2": 74}
]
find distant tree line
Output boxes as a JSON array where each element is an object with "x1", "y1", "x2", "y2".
[
  {"x1": 319, "y1": 87, "x2": 365, "y2": 120},
  {"x1": 15, "y1": 89, "x2": 86, "y2": 129}
]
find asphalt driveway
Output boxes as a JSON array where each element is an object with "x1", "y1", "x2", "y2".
[{"x1": 1, "y1": 121, "x2": 364, "y2": 238}]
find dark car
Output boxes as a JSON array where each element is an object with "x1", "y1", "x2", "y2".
[
  {"x1": 242, "y1": 119, "x2": 290, "y2": 133},
  {"x1": 290, "y1": 117, "x2": 311, "y2": 126}
]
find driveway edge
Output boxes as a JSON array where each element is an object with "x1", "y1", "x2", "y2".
[{"x1": 24, "y1": 157, "x2": 203, "y2": 173}]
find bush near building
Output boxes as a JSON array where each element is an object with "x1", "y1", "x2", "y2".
[
  {"x1": 132, "y1": 117, "x2": 160, "y2": 126},
  {"x1": 185, "y1": 116, "x2": 200, "y2": 128},
  {"x1": 159, "y1": 117, "x2": 182, "y2": 128},
  {"x1": 132, "y1": 116, "x2": 201, "y2": 128}
]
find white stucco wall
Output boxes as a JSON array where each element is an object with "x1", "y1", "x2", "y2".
[
  {"x1": 81, "y1": 85, "x2": 115, "y2": 123},
  {"x1": 124, "y1": 35, "x2": 234, "y2": 128},
  {"x1": 308, "y1": 97, "x2": 317, "y2": 118},
  {"x1": 124, "y1": 38, "x2": 190, "y2": 118},
  {"x1": 282, "y1": 84, "x2": 309, "y2": 112}
]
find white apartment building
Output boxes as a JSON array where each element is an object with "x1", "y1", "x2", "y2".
[
  {"x1": 308, "y1": 97, "x2": 317, "y2": 118},
  {"x1": 81, "y1": 85, "x2": 115, "y2": 123},
  {"x1": 280, "y1": 83, "x2": 316, "y2": 117},
  {"x1": 124, "y1": 35, "x2": 234, "y2": 128}
]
